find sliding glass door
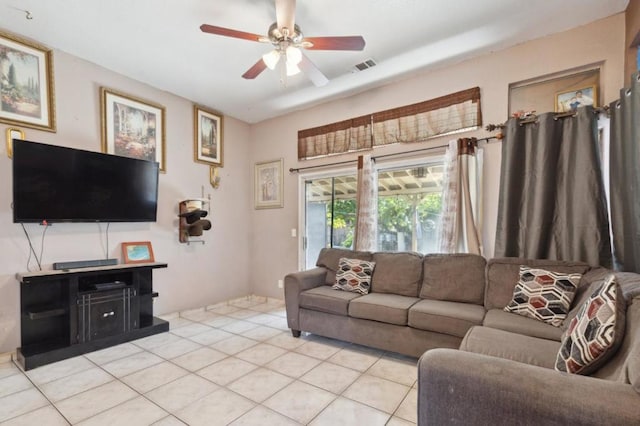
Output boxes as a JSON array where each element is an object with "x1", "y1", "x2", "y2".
[
  {"x1": 304, "y1": 174, "x2": 357, "y2": 268},
  {"x1": 301, "y1": 159, "x2": 444, "y2": 269}
]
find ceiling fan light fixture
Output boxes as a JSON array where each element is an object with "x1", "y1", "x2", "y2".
[
  {"x1": 286, "y1": 60, "x2": 301, "y2": 76},
  {"x1": 285, "y1": 46, "x2": 302, "y2": 65},
  {"x1": 262, "y1": 49, "x2": 281, "y2": 70}
]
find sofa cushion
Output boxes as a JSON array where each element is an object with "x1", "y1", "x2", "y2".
[
  {"x1": 420, "y1": 254, "x2": 486, "y2": 304},
  {"x1": 317, "y1": 248, "x2": 373, "y2": 285},
  {"x1": 299, "y1": 286, "x2": 363, "y2": 316},
  {"x1": 503, "y1": 266, "x2": 581, "y2": 327},
  {"x1": 371, "y1": 252, "x2": 423, "y2": 297},
  {"x1": 408, "y1": 300, "x2": 485, "y2": 338},
  {"x1": 483, "y1": 309, "x2": 564, "y2": 341},
  {"x1": 562, "y1": 267, "x2": 612, "y2": 330},
  {"x1": 332, "y1": 257, "x2": 376, "y2": 295},
  {"x1": 460, "y1": 326, "x2": 561, "y2": 368},
  {"x1": 556, "y1": 275, "x2": 626, "y2": 375},
  {"x1": 485, "y1": 258, "x2": 590, "y2": 310},
  {"x1": 348, "y1": 293, "x2": 420, "y2": 325}
]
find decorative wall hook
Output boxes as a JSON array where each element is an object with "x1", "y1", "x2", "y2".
[
  {"x1": 210, "y1": 166, "x2": 220, "y2": 189},
  {"x1": 6, "y1": 128, "x2": 25, "y2": 158}
]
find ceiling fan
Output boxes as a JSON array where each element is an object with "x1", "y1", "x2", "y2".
[{"x1": 200, "y1": 0, "x2": 366, "y2": 87}]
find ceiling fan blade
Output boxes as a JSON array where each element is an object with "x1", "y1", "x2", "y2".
[
  {"x1": 242, "y1": 59, "x2": 268, "y2": 80},
  {"x1": 200, "y1": 24, "x2": 264, "y2": 42},
  {"x1": 299, "y1": 53, "x2": 329, "y2": 87},
  {"x1": 275, "y1": 0, "x2": 296, "y2": 33},
  {"x1": 304, "y1": 36, "x2": 366, "y2": 51}
]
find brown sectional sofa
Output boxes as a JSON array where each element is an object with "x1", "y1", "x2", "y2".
[{"x1": 284, "y1": 248, "x2": 640, "y2": 424}]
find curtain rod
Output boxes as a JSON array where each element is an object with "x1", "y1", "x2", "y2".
[
  {"x1": 288, "y1": 136, "x2": 498, "y2": 173},
  {"x1": 487, "y1": 106, "x2": 611, "y2": 128}
]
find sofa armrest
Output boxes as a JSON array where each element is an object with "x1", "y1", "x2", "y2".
[
  {"x1": 284, "y1": 267, "x2": 327, "y2": 332},
  {"x1": 418, "y1": 348, "x2": 640, "y2": 426}
]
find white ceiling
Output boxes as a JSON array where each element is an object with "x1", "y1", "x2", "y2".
[{"x1": 0, "y1": 0, "x2": 629, "y2": 123}]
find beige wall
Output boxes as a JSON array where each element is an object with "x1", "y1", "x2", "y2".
[
  {"x1": 626, "y1": 0, "x2": 640, "y2": 80},
  {"x1": 0, "y1": 50, "x2": 253, "y2": 353},
  {"x1": 248, "y1": 13, "x2": 626, "y2": 299},
  {"x1": 0, "y1": 13, "x2": 627, "y2": 354}
]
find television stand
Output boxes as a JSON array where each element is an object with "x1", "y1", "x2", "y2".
[{"x1": 16, "y1": 262, "x2": 169, "y2": 370}]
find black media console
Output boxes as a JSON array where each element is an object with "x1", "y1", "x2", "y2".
[{"x1": 16, "y1": 262, "x2": 169, "y2": 370}]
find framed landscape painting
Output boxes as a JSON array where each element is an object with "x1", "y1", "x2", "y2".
[
  {"x1": 194, "y1": 105, "x2": 223, "y2": 166},
  {"x1": 101, "y1": 87, "x2": 166, "y2": 172},
  {"x1": 255, "y1": 158, "x2": 283, "y2": 209},
  {"x1": 0, "y1": 30, "x2": 56, "y2": 131}
]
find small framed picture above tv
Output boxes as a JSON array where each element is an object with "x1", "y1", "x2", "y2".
[
  {"x1": 100, "y1": 87, "x2": 166, "y2": 172},
  {"x1": 0, "y1": 30, "x2": 56, "y2": 132},
  {"x1": 194, "y1": 105, "x2": 224, "y2": 167},
  {"x1": 122, "y1": 241, "x2": 155, "y2": 264}
]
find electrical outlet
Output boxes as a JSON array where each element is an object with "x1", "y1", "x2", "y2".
[
  {"x1": 291, "y1": 228, "x2": 297, "y2": 237},
  {"x1": 277, "y1": 279, "x2": 284, "y2": 289}
]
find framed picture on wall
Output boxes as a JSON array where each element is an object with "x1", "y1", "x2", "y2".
[
  {"x1": 0, "y1": 30, "x2": 56, "y2": 132},
  {"x1": 509, "y1": 65, "x2": 600, "y2": 116},
  {"x1": 255, "y1": 158, "x2": 284, "y2": 209},
  {"x1": 194, "y1": 105, "x2": 224, "y2": 167},
  {"x1": 555, "y1": 85, "x2": 597, "y2": 112},
  {"x1": 100, "y1": 87, "x2": 166, "y2": 172},
  {"x1": 121, "y1": 241, "x2": 155, "y2": 264}
]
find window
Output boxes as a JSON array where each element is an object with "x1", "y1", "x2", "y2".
[
  {"x1": 301, "y1": 158, "x2": 444, "y2": 268},
  {"x1": 377, "y1": 162, "x2": 444, "y2": 253}
]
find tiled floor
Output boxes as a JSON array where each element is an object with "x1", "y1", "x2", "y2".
[{"x1": 0, "y1": 296, "x2": 417, "y2": 425}]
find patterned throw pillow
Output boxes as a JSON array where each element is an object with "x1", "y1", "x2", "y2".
[
  {"x1": 332, "y1": 257, "x2": 376, "y2": 295},
  {"x1": 504, "y1": 266, "x2": 582, "y2": 326},
  {"x1": 556, "y1": 275, "x2": 626, "y2": 375}
]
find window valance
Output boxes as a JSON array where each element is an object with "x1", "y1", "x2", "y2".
[{"x1": 297, "y1": 87, "x2": 482, "y2": 160}]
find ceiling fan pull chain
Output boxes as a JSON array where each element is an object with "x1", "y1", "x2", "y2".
[{"x1": 280, "y1": 59, "x2": 287, "y2": 87}]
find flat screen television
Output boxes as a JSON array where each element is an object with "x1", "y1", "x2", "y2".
[{"x1": 12, "y1": 139, "x2": 159, "y2": 223}]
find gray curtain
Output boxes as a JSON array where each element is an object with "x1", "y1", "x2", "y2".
[
  {"x1": 609, "y1": 72, "x2": 640, "y2": 272},
  {"x1": 494, "y1": 106, "x2": 612, "y2": 267}
]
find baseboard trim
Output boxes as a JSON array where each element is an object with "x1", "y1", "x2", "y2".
[{"x1": 0, "y1": 351, "x2": 15, "y2": 364}]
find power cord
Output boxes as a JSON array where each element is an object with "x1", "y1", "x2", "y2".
[
  {"x1": 98, "y1": 222, "x2": 112, "y2": 259},
  {"x1": 106, "y1": 222, "x2": 110, "y2": 259},
  {"x1": 39, "y1": 223, "x2": 49, "y2": 267},
  {"x1": 21, "y1": 223, "x2": 43, "y2": 271}
]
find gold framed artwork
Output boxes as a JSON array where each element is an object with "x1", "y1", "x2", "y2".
[
  {"x1": 194, "y1": 105, "x2": 223, "y2": 167},
  {"x1": 5, "y1": 127, "x2": 24, "y2": 158},
  {"x1": 121, "y1": 241, "x2": 155, "y2": 264},
  {"x1": 100, "y1": 87, "x2": 166, "y2": 172},
  {"x1": 555, "y1": 85, "x2": 597, "y2": 112},
  {"x1": 0, "y1": 30, "x2": 56, "y2": 132},
  {"x1": 255, "y1": 158, "x2": 284, "y2": 209}
]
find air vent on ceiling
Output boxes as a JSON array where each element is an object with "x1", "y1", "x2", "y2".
[{"x1": 353, "y1": 58, "x2": 377, "y2": 72}]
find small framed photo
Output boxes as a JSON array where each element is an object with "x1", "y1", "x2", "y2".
[
  {"x1": 100, "y1": 87, "x2": 166, "y2": 172},
  {"x1": 0, "y1": 30, "x2": 56, "y2": 132},
  {"x1": 255, "y1": 158, "x2": 284, "y2": 209},
  {"x1": 555, "y1": 85, "x2": 597, "y2": 112},
  {"x1": 121, "y1": 241, "x2": 155, "y2": 264},
  {"x1": 194, "y1": 105, "x2": 224, "y2": 166}
]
